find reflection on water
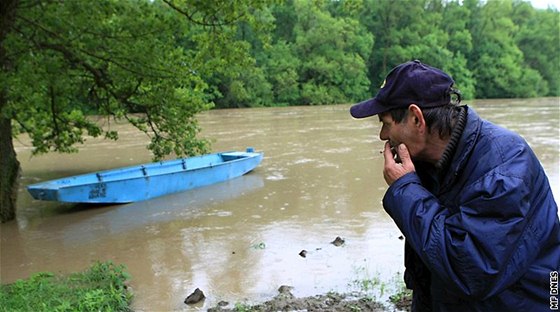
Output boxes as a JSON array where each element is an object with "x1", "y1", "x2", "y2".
[
  {"x1": 60, "y1": 175, "x2": 264, "y2": 246},
  {"x1": 2, "y1": 98, "x2": 558, "y2": 311}
]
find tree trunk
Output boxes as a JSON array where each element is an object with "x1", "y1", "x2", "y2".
[
  {"x1": 1, "y1": 0, "x2": 20, "y2": 223},
  {"x1": 0, "y1": 109, "x2": 19, "y2": 223}
]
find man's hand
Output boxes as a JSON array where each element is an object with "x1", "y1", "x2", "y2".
[{"x1": 383, "y1": 142, "x2": 415, "y2": 185}]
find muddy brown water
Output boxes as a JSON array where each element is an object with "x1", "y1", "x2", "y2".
[{"x1": 2, "y1": 99, "x2": 558, "y2": 311}]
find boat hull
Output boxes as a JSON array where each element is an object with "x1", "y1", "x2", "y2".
[{"x1": 27, "y1": 149, "x2": 263, "y2": 203}]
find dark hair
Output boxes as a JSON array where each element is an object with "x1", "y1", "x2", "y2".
[{"x1": 384, "y1": 88, "x2": 463, "y2": 139}]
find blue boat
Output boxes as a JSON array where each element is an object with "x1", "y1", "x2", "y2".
[{"x1": 27, "y1": 148, "x2": 263, "y2": 203}]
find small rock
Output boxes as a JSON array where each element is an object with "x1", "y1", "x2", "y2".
[
  {"x1": 217, "y1": 300, "x2": 229, "y2": 307},
  {"x1": 277, "y1": 285, "x2": 294, "y2": 299},
  {"x1": 278, "y1": 285, "x2": 294, "y2": 294},
  {"x1": 331, "y1": 236, "x2": 345, "y2": 247},
  {"x1": 184, "y1": 288, "x2": 205, "y2": 305},
  {"x1": 299, "y1": 250, "x2": 307, "y2": 258}
]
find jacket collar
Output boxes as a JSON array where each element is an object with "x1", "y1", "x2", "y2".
[{"x1": 441, "y1": 106, "x2": 481, "y2": 187}]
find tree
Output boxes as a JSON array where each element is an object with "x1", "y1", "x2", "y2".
[
  {"x1": 292, "y1": 0, "x2": 372, "y2": 105},
  {"x1": 466, "y1": 0, "x2": 547, "y2": 98},
  {"x1": 181, "y1": 2, "x2": 275, "y2": 109},
  {"x1": 264, "y1": 1, "x2": 302, "y2": 106},
  {"x1": 440, "y1": 0, "x2": 476, "y2": 99},
  {"x1": 361, "y1": 0, "x2": 408, "y2": 90},
  {"x1": 513, "y1": 2, "x2": 559, "y2": 96},
  {"x1": 261, "y1": 41, "x2": 301, "y2": 106},
  {"x1": 361, "y1": 0, "x2": 474, "y2": 99},
  {"x1": 0, "y1": 0, "x2": 270, "y2": 222}
]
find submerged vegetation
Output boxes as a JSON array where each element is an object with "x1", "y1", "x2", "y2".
[{"x1": 0, "y1": 261, "x2": 132, "y2": 312}]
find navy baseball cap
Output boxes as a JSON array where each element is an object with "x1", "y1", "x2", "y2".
[{"x1": 350, "y1": 60, "x2": 455, "y2": 118}]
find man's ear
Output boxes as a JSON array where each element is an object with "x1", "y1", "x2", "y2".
[{"x1": 408, "y1": 104, "x2": 426, "y2": 130}]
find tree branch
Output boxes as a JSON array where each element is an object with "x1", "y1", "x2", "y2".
[{"x1": 162, "y1": 0, "x2": 246, "y2": 27}]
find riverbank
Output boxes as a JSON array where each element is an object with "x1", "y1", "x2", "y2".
[
  {"x1": 205, "y1": 285, "x2": 412, "y2": 311},
  {"x1": 0, "y1": 259, "x2": 412, "y2": 311}
]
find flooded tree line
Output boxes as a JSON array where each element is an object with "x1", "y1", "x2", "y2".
[{"x1": 1, "y1": 0, "x2": 558, "y2": 222}]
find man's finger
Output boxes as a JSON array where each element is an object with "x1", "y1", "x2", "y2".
[
  {"x1": 383, "y1": 141, "x2": 395, "y2": 164},
  {"x1": 397, "y1": 144, "x2": 414, "y2": 171}
]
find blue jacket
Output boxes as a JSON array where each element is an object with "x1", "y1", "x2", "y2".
[{"x1": 383, "y1": 107, "x2": 560, "y2": 311}]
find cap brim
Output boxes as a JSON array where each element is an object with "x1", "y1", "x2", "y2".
[{"x1": 350, "y1": 98, "x2": 384, "y2": 118}]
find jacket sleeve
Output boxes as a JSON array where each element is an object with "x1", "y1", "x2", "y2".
[{"x1": 382, "y1": 163, "x2": 548, "y2": 300}]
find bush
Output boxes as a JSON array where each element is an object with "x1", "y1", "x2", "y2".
[{"x1": 0, "y1": 261, "x2": 132, "y2": 312}]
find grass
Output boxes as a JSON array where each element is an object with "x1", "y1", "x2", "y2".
[
  {"x1": 233, "y1": 302, "x2": 256, "y2": 312},
  {"x1": 349, "y1": 266, "x2": 412, "y2": 311},
  {"x1": 388, "y1": 273, "x2": 413, "y2": 310},
  {"x1": 0, "y1": 261, "x2": 132, "y2": 312},
  {"x1": 350, "y1": 265, "x2": 387, "y2": 301}
]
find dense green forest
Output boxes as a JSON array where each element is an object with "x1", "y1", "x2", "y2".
[
  {"x1": 209, "y1": 0, "x2": 559, "y2": 108},
  {"x1": 0, "y1": 0, "x2": 558, "y2": 221}
]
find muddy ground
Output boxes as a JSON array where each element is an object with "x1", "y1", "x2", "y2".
[{"x1": 205, "y1": 285, "x2": 412, "y2": 312}]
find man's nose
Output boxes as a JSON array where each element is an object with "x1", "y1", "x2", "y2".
[{"x1": 379, "y1": 128, "x2": 388, "y2": 141}]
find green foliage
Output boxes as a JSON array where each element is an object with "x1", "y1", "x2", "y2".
[
  {"x1": 234, "y1": 302, "x2": 258, "y2": 312},
  {"x1": 263, "y1": 0, "x2": 556, "y2": 103},
  {"x1": 361, "y1": 0, "x2": 476, "y2": 99},
  {"x1": 4, "y1": 0, "x2": 217, "y2": 160},
  {"x1": 291, "y1": 0, "x2": 372, "y2": 105},
  {"x1": 389, "y1": 287, "x2": 413, "y2": 309},
  {"x1": 175, "y1": 1, "x2": 276, "y2": 108},
  {"x1": 514, "y1": 3, "x2": 559, "y2": 96},
  {"x1": 0, "y1": 261, "x2": 132, "y2": 312},
  {"x1": 262, "y1": 41, "x2": 301, "y2": 105},
  {"x1": 466, "y1": 0, "x2": 544, "y2": 98}
]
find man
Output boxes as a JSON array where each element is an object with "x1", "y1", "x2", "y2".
[{"x1": 350, "y1": 60, "x2": 560, "y2": 311}]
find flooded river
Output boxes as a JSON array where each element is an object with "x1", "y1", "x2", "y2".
[{"x1": 2, "y1": 98, "x2": 559, "y2": 311}]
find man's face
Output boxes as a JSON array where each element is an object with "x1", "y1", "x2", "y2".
[{"x1": 378, "y1": 111, "x2": 423, "y2": 159}]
